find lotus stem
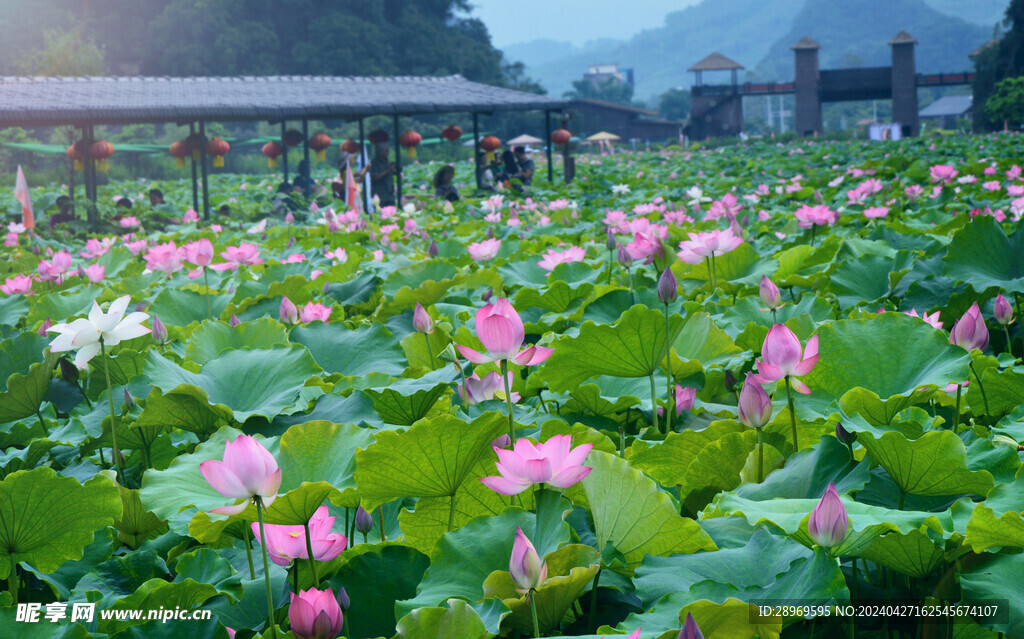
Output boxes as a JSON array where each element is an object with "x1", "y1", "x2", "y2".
[
  {"x1": 243, "y1": 527, "x2": 256, "y2": 580},
  {"x1": 529, "y1": 588, "x2": 541, "y2": 638},
  {"x1": 36, "y1": 409, "x2": 48, "y2": 437},
  {"x1": 303, "y1": 521, "x2": 320, "y2": 588},
  {"x1": 810, "y1": 225, "x2": 816, "y2": 247},
  {"x1": 100, "y1": 340, "x2": 125, "y2": 482},
  {"x1": 663, "y1": 302, "x2": 674, "y2": 432},
  {"x1": 448, "y1": 491, "x2": 457, "y2": 532},
  {"x1": 618, "y1": 424, "x2": 625, "y2": 458},
  {"x1": 501, "y1": 360, "x2": 516, "y2": 444},
  {"x1": 952, "y1": 383, "x2": 962, "y2": 431},
  {"x1": 255, "y1": 497, "x2": 278, "y2": 639},
  {"x1": 969, "y1": 362, "x2": 991, "y2": 423},
  {"x1": 756, "y1": 427, "x2": 765, "y2": 483},
  {"x1": 291, "y1": 563, "x2": 298, "y2": 593},
  {"x1": 649, "y1": 373, "x2": 660, "y2": 434},
  {"x1": 8, "y1": 564, "x2": 16, "y2": 606},
  {"x1": 203, "y1": 267, "x2": 212, "y2": 320},
  {"x1": 626, "y1": 266, "x2": 636, "y2": 305},
  {"x1": 771, "y1": 308, "x2": 777, "y2": 324},
  {"x1": 785, "y1": 376, "x2": 799, "y2": 453},
  {"x1": 710, "y1": 254, "x2": 718, "y2": 290},
  {"x1": 1004, "y1": 325, "x2": 1014, "y2": 358},
  {"x1": 424, "y1": 333, "x2": 434, "y2": 368},
  {"x1": 378, "y1": 505, "x2": 386, "y2": 542},
  {"x1": 588, "y1": 568, "x2": 601, "y2": 634}
]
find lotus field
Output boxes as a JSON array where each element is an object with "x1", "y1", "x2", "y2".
[{"x1": 3, "y1": 134, "x2": 1024, "y2": 639}]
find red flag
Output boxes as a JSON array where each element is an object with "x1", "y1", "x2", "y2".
[
  {"x1": 14, "y1": 166, "x2": 35, "y2": 229},
  {"x1": 345, "y1": 158, "x2": 361, "y2": 213}
]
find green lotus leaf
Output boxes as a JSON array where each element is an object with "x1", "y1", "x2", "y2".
[
  {"x1": 363, "y1": 367, "x2": 457, "y2": 425},
  {"x1": 515, "y1": 280, "x2": 594, "y2": 314},
  {"x1": 967, "y1": 365, "x2": 1024, "y2": 420},
  {"x1": 851, "y1": 527, "x2": 944, "y2": 578},
  {"x1": 292, "y1": 322, "x2": 406, "y2": 376},
  {"x1": 0, "y1": 343, "x2": 57, "y2": 423},
  {"x1": 29, "y1": 286, "x2": 102, "y2": 324},
  {"x1": 669, "y1": 311, "x2": 744, "y2": 368},
  {"x1": 943, "y1": 215, "x2": 1024, "y2": 294},
  {"x1": 827, "y1": 254, "x2": 899, "y2": 308},
  {"x1": 800, "y1": 313, "x2": 971, "y2": 424},
  {"x1": 149, "y1": 287, "x2": 232, "y2": 326},
  {"x1": 0, "y1": 467, "x2": 121, "y2": 579},
  {"x1": 355, "y1": 411, "x2": 506, "y2": 511},
  {"x1": 183, "y1": 318, "x2": 289, "y2": 365},
  {"x1": 857, "y1": 429, "x2": 994, "y2": 497},
  {"x1": 0, "y1": 294, "x2": 28, "y2": 327},
  {"x1": 114, "y1": 486, "x2": 167, "y2": 549},
  {"x1": 964, "y1": 476, "x2": 1024, "y2": 552},
  {"x1": 959, "y1": 553, "x2": 1024, "y2": 637},
  {"x1": 86, "y1": 347, "x2": 146, "y2": 398},
  {"x1": 577, "y1": 450, "x2": 717, "y2": 571},
  {"x1": 395, "y1": 598, "x2": 491, "y2": 639},
  {"x1": 734, "y1": 436, "x2": 872, "y2": 500},
  {"x1": 627, "y1": 421, "x2": 746, "y2": 488},
  {"x1": 541, "y1": 305, "x2": 684, "y2": 393},
  {"x1": 135, "y1": 387, "x2": 230, "y2": 437},
  {"x1": 97, "y1": 577, "x2": 219, "y2": 635},
  {"x1": 145, "y1": 346, "x2": 324, "y2": 422}
]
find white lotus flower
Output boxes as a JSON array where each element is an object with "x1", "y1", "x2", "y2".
[
  {"x1": 48, "y1": 296, "x2": 150, "y2": 367},
  {"x1": 611, "y1": 184, "x2": 631, "y2": 195}
]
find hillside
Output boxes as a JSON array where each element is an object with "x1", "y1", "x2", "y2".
[
  {"x1": 924, "y1": 0, "x2": 1006, "y2": 27},
  {"x1": 506, "y1": 0, "x2": 997, "y2": 105}
]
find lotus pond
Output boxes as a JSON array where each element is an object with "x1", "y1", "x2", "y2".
[{"x1": 0, "y1": 134, "x2": 1023, "y2": 639}]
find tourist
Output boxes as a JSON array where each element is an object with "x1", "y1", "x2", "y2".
[
  {"x1": 115, "y1": 197, "x2": 133, "y2": 209},
  {"x1": 501, "y1": 150, "x2": 520, "y2": 187},
  {"x1": 49, "y1": 195, "x2": 75, "y2": 228},
  {"x1": 292, "y1": 160, "x2": 315, "y2": 198},
  {"x1": 148, "y1": 189, "x2": 165, "y2": 205},
  {"x1": 477, "y1": 152, "x2": 495, "y2": 191},
  {"x1": 361, "y1": 144, "x2": 396, "y2": 208},
  {"x1": 433, "y1": 165, "x2": 460, "y2": 202},
  {"x1": 515, "y1": 146, "x2": 535, "y2": 187}
]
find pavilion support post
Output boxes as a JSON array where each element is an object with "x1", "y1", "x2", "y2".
[
  {"x1": 302, "y1": 119, "x2": 310, "y2": 169},
  {"x1": 472, "y1": 112, "x2": 481, "y2": 189},
  {"x1": 199, "y1": 121, "x2": 210, "y2": 221},
  {"x1": 281, "y1": 122, "x2": 289, "y2": 184},
  {"x1": 393, "y1": 115, "x2": 402, "y2": 205},
  {"x1": 544, "y1": 110, "x2": 553, "y2": 183},
  {"x1": 85, "y1": 125, "x2": 98, "y2": 232},
  {"x1": 189, "y1": 123, "x2": 199, "y2": 213},
  {"x1": 358, "y1": 118, "x2": 368, "y2": 213}
]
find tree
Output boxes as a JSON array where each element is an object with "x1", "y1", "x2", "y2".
[
  {"x1": 564, "y1": 77, "x2": 635, "y2": 106},
  {"x1": 658, "y1": 88, "x2": 691, "y2": 121},
  {"x1": 16, "y1": 28, "x2": 105, "y2": 76},
  {"x1": 984, "y1": 76, "x2": 1024, "y2": 127},
  {"x1": 974, "y1": 0, "x2": 1024, "y2": 130}
]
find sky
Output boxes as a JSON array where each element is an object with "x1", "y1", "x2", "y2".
[{"x1": 464, "y1": 0, "x2": 702, "y2": 48}]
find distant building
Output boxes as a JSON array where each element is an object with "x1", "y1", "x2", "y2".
[
  {"x1": 583, "y1": 63, "x2": 634, "y2": 88},
  {"x1": 568, "y1": 98, "x2": 682, "y2": 142},
  {"x1": 919, "y1": 95, "x2": 973, "y2": 129}
]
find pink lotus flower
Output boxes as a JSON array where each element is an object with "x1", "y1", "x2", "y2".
[
  {"x1": 4, "y1": 233, "x2": 17, "y2": 247},
  {"x1": 468, "y1": 238, "x2": 502, "y2": 261},
  {"x1": 675, "y1": 228, "x2": 743, "y2": 264},
  {"x1": 80, "y1": 238, "x2": 113, "y2": 259},
  {"x1": 212, "y1": 243, "x2": 264, "y2": 271},
  {"x1": 509, "y1": 527, "x2": 547, "y2": 593},
  {"x1": 325, "y1": 248, "x2": 347, "y2": 263},
  {"x1": 737, "y1": 373, "x2": 772, "y2": 429},
  {"x1": 793, "y1": 204, "x2": 839, "y2": 228},
  {"x1": 863, "y1": 206, "x2": 889, "y2": 219},
  {"x1": 144, "y1": 242, "x2": 184, "y2": 276},
  {"x1": 250, "y1": 505, "x2": 347, "y2": 566},
  {"x1": 183, "y1": 239, "x2": 214, "y2": 267},
  {"x1": 929, "y1": 164, "x2": 958, "y2": 184},
  {"x1": 905, "y1": 185, "x2": 924, "y2": 199},
  {"x1": 299, "y1": 302, "x2": 332, "y2": 323},
  {"x1": 182, "y1": 208, "x2": 200, "y2": 223},
  {"x1": 625, "y1": 232, "x2": 663, "y2": 262},
  {"x1": 807, "y1": 483, "x2": 848, "y2": 548},
  {"x1": 119, "y1": 216, "x2": 140, "y2": 228},
  {"x1": 125, "y1": 239, "x2": 147, "y2": 255},
  {"x1": 289, "y1": 587, "x2": 344, "y2": 639},
  {"x1": 754, "y1": 324, "x2": 819, "y2": 394},
  {"x1": 480, "y1": 434, "x2": 592, "y2": 495},
  {"x1": 456, "y1": 298, "x2": 553, "y2": 365},
  {"x1": 759, "y1": 276, "x2": 781, "y2": 309},
  {"x1": 413, "y1": 302, "x2": 434, "y2": 334},
  {"x1": 994, "y1": 294, "x2": 1014, "y2": 326},
  {"x1": 1, "y1": 274, "x2": 33, "y2": 296},
  {"x1": 280, "y1": 296, "x2": 298, "y2": 324},
  {"x1": 679, "y1": 613, "x2": 704, "y2": 639},
  {"x1": 903, "y1": 308, "x2": 943, "y2": 329},
  {"x1": 537, "y1": 246, "x2": 586, "y2": 271},
  {"x1": 38, "y1": 251, "x2": 73, "y2": 283},
  {"x1": 199, "y1": 434, "x2": 282, "y2": 515},
  {"x1": 949, "y1": 302, "x2": 988, "y2": 351},
  {"x1": 458, "y1": 371, "x2": 520, "y2": 405},
  {"x1": 674, "y1": 385, "x2": 696, "y2": 414},
  {"x1": 82, "y1": 264, "x2": 105, "y2": 283}
]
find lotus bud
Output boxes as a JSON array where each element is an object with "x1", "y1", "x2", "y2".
[
  {"x1": 605, "y1": 228, "x2": 616, "y2": 251},
  {"x1": 491, "y1": 434, "x2": 511, "y2": 449},
  {"x1": 482, "y1": 288, "x2": 493, "y2": 303},
  {"x1": 288, "y1": 587, "x2": 344, "y2": 639},
  {"x1": 737, "y1": 373, "x2": 772, "y2": 429},
  {"x1": 994, "y1": 294, "x2": 1014, "y2": 326},
  {"x1": 437, "y1": 343, "x2": 458, "y2": 364},
  {"x1": 428, "y1": 240, "x2": 438, "y2": 256},
  {"x1": 322, "y1": 280, "x2": 330, "y2": 295},
  {"x1": 759, "y1": 275, "x2": 781, "y2": 309},
  {"x1": 723, "y1": 370, "x2": 738, "y2": 393},
  {"x1": 509, "y1": 527, "x2": 547, "y2": 592},
  {"x1": 442, "y1": 230, "x2": 448, "y2": 239},
  {"x1": 280, "y1": 296, "x2": 298, "y2": 325},
  {"x1": 413, "y1": 303, "x2": 434, "y2": 334},
  {"x1": 38, "y1": 318, "x2": 52, "y2": 336},
  {"x1": 31, "y1": 244, "x2": 40, "y2": 255},
  {"x1": 835, "y1": 422, "x2": 855, "y2": 444},
  {"x1": 229, "y1": 314, "x2": 241, "y2": 327},
  {"x1": 287, "y1": 236, "x2": 295, "y2": 248},
  {"x1": 807, "y1": 482, "x2": 848, "y2": 548},
  {"x1": 678, "y1": 613, "x2": 704, "y2": 639},
  {"x1": 124, "y1": 389, "x2": 135, "y2": 410},
  {"x1": 949, "y1": 302, "x2": 989, "y2": 351},
  {"x1": 59, "y1": 358, "x2": 79, "y2": 383},
  {"x1": 354, "y1": 506, "x2": 373, "y2": 534},
  {"x1": 285, "y1": 212, "x2": 295, "y2": 224},
  {"x1": 486, "y1": 227, "x2": 494, "y2": 239},
  {"x1": 617, "y1": 245, "x2": 633, "y2": 267},
  {"x1": 336, "y1": 586, "x2": 350, "y2": 611},
  {"x1": 135, "y1": 301, "x2": 145, "y2": 313},
  {"x1": 657, "y1": 267, "x2": 678, "y2": 304},
  {"x1": 151, "y1": 315, "x2": 168, "y2": 345}
]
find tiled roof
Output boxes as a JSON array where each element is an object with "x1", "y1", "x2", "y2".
[{"x1": 688, "y1": 53, "x2": 745, "y2": 72}]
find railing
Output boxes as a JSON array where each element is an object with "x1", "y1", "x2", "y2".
[{"x1": 916, "y1": 72, "x2": 974, "y2": 86}]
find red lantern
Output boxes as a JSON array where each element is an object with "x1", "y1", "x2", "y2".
[
  {"x1": 206, "y1": 137, "x2": 230, "y2": 168},
  {"x1": 340, "y1": 138, "x2": 361, "y2": 155},
  {"x1": 262, "y1": 141, "x2": 284, "y2": 168},
  {"x1": 368, "y1": 129, "x2": 389, "y2": 145},
  {"x1": 185, "y1": 132, "x2": 205, "y2": 160},
  {"x1": 309, "y1": 132, "x2": 332, "y2": 162},
  {"x1": 67, "y1": 143, "x2": 84, "y2": 171},
  {"x1": 169, "y1": 140, "x2": 189, "y2": 168},
  {"x1": 281, "y1": 129, "x2": 304, "y2": 147},
  {"x1": 442, "y1": 125, "x2": 463, "y2": 142},
  {"x1": 89, "y1": 140, "x2": 115, "y2": 172},
  {"x1": 480, "y1": 135, "x2": 501, "y2": 162},
  {"x1": 399, "y1": 130, "x2": 422, "y2": 158},
  {"x1": 551, "y1": 128, "x2": 572, "y2": 145}
]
